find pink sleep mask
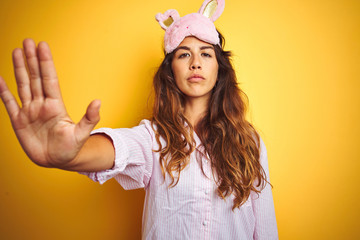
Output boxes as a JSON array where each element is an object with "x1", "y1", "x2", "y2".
[{"x1": 156, "y1": 0, "x2": 225, "y2": 54}]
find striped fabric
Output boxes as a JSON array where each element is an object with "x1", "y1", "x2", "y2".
[{"x1": 81, "y1": 120, "x2": 278, "y2": 239}]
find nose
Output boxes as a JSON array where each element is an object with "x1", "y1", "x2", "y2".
[
  {"x1": 190, "y1": 55, "x2": 201, "y2": 70},
  {"x1": 191, "y1": 64, "x2": 201, "y2": 70}
]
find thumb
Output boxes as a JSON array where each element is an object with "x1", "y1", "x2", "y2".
[{"x1": 76, "y1": 99, "x2": 101, "y2": 139}]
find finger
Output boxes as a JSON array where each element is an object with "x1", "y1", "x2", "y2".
[
  {"x1": 12, "y1": 48, "x2": 32, "y2": 106},
  {"x1": 23, "y1": 38, "x2": 43, "y2": 99},
  {"x1": 76, "y1": 100, "x2": 101, "y2": 140},
  {"x1": 0, "y1": 76, "x2": 20, "y2": 120},
  {"x1": 37, "y1": 41, "x2": 61, "y2": 99}
]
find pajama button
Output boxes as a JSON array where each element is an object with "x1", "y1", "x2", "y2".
[{"x1": 203, "y1": 221, "x2": 208, "y2": 226}]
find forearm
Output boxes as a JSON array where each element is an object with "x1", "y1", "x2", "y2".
[{"x1": 56, "y1": 133, "x2": 115, "y2": 172}]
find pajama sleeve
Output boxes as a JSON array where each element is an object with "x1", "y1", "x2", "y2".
[
  {"x1": 79, "y1": 120, "x2": 154, "y2": 190},
  {"x1": 251, "y1": 137, "x2": 279, "y2": 240}
]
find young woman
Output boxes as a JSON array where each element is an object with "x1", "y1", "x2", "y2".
[{"x1": 0, "y1": 0, "x2": 278, "y2": 239}]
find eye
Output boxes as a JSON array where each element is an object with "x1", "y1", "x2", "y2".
[
  {"x1": 201, "y1": 52, "x2": 212, "y2": 57},
  {"x1": 178, "y1": 53, "x2": 190, "y2": 58}
]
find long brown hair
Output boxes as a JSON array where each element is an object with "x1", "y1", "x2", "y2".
[{"x1": 151, "y1": 32, "x2": 268, "y2": 209}]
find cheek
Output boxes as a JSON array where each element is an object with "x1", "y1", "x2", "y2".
[
  {"x1": 172, "y1": 63, "x2": 188, "y2": 87},
  {"x1": 172, "y1": 68, "x2": 180, "y2": 86},
  {"x1": 171, "y1": 63, "x2": 181, "y2": 80},
  {"x1": 171, "y1": 66, "x2": 181, "y2": 89},
  {"x1": 212, "y1": 64, "x2": 219, "y2": 81}
]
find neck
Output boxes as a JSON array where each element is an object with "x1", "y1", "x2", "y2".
[{"x1": 183, "y1": 96, "x2": 209, "y2": 127}]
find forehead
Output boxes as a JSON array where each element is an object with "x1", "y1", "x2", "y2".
[{"x1": 178, "y1": 36, "x2": 213, "y2": 48}]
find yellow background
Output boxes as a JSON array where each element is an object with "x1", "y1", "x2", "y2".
[{"x1": 0, "y1": 0, "x2": 359, "y2": 239}]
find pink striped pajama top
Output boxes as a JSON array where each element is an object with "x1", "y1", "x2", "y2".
[{"x1": 81, "y1": 119, "x2": 278, "y2": 240}]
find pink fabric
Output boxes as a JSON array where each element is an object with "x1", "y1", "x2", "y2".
[
  {"x1": 156, "y1": 9, "x2": 181, "y2": 30},
  {"x1": 80, "y1": 120, "x2": 278, "y2": 239},
  {"x1": 164, "y1": 13, "x2": 219, "y2": 54},
  {"x1": 198, "y1": 0, "x2": 225, "y2": 22},
  {"x1": 156, "y1": 0, "x2": 226, "y2": 53}
]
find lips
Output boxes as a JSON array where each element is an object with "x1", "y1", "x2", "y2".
[{"x1": 187, "y1": 74, "x2": 205, "y2": 82}]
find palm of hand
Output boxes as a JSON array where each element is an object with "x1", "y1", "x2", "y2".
[{"x1": 0, "y1": 39, "x2": 100, "y2": 168}]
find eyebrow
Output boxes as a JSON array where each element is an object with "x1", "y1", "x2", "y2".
[{"x1": 174, "y1": 45, "x2": 215, "y2": 53}]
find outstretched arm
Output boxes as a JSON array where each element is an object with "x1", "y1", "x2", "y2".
[{"x1": 0, "y1": 39, "x2": 114, "y2": 172}]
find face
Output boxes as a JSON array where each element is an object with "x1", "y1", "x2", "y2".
[{"x1": 171, "y1": 36, "x2": 219, "y2": 102}]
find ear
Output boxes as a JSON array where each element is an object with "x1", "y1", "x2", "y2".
[
  {"x1": 198, "y1": 0, "x2": 225, "y2": 22},
  {"x1": 155, "y1": 9, "x2": 180, "y2": 30}
]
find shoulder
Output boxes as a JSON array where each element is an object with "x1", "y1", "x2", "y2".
[
  {"x1": 258, "y1": 136, "x2": 267, "y2": 158},
  {"x1": 250, "y1": 132, "x2": 267, "y2": 159},
  {"x1": 250, "y1": 133, "x2": 268, "y2": 169},
  {"x1": 138, "y1": 119, "x2": 157, "y2": 138},
  {"x1": 92, "y1": 119, "x2": 157, "y2": 147}
]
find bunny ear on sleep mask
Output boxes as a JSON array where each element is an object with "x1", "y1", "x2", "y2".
[
  {"x1": 198, "y1": 0, "x2": 225, "y2": 22},
  {"x1": 155, "y1": 0, "x2": 225, "y2": 53}
]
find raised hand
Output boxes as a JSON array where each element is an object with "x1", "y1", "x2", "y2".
[{"x1": 0, "y1": 39, "x2": 101, "y2": 169}]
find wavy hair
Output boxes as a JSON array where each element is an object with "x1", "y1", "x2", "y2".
[{"x1": 151, "y1": 32, "x2": 268, "y2": 209}]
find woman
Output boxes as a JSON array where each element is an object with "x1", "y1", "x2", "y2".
[{"x1": 0, "y1": 0, "x2": 278, "y2": 239}]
